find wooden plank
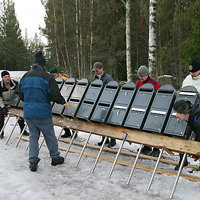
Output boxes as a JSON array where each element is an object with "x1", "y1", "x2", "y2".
[
  {"x1": 9, "y1": 107, "x2": 200, "y2": 155},
  {"x1": 58, "y1": 138, "x2": 199, "y2": 170},
  {"x1": 17, "y1": 136, "x2": 200, "y2": 182}
]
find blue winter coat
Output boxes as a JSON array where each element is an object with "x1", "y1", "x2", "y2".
[{"x1": 20, "y1": 65, "x2": 65, "y2": 118}]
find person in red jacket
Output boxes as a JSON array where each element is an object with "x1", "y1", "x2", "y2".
[
  {"x1": 136, "y1": 65, "x2": 161, "y2": 157},
  {"x1": 136, "y1": 65, "x2": 160, "y2": 90}
]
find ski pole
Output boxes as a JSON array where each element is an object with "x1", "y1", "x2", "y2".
[
  {"x1": 91, "y1": 136, "x2": 108, "y2": 173},
  {"x1": 107, "y1": 130, "x2": 128, "y2": 179},
  {"x1": 15, "y1": 124, "x2": 28, "y2": 147},
  {"x1": 75, "y1": 132, "x2": 91, "y2": 168},
  {"x1": 127, "y1": 143, "x2": 143, "y2": 185},
  {"x1": 169, "y1": 152, "x2": 187, "y2": 199},
  {"x1": 64, "y1": 129, "x2": 78, "y2": 160},
  {"x1": 6, "y1": 116, "x2": 19, "y2": 144},
  {"x1": 146, "y1": 148, "x2": 164, "y2": 191}
]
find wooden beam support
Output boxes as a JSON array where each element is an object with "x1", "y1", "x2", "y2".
[
  {"x1": 18, "y1": 136, "x2": 200, "y2": 182},
  {"x1": 9, "y1": 107, "x2": 200, "y2": 156}
]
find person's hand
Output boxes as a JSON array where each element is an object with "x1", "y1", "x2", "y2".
[
  {"x1": 2, "y1": 107, "x2": 8, "y2": 116},
  {"x1": 65, "y1": 102, "x2": 69, "y2": 110}
]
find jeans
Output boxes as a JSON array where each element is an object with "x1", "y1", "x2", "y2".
[{"x1": 25, "y1": 118, "x2": 60, "y2": 163}]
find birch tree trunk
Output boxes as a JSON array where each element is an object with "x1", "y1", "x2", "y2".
[
  {"x1": 126, "y1": 0, "x2": 132, "y2": 82},
  {"x1": 148, "y1": 0, "x2": 157, "y2": 76}
]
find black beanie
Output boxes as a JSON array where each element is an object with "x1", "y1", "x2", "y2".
[
  {"x1": 34, "y1": 51, "x2": 46, "y2": 67},
  {"x1": 189, "y1": 59, "x2": 200, "y2": 72},
  {"x1": 1, "y1": 70, "x2": 10, "y2": 78}
]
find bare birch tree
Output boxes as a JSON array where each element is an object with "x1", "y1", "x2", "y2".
[{"x1": 148, "y1": 0, "x2": 157, "y2": 75}]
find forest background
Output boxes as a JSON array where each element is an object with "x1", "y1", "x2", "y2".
[{"x1": 0, "y1": 0, "x2": 200, "y2": 89}]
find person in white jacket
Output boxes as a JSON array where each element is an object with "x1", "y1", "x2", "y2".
[
  {"x1": 182, "y1": 59, "x2": 200, "y2": 93},
  {"x1": 175, "y1": 59, "x2": 200, "y2": 170}
]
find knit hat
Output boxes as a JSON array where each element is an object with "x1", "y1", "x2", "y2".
[
  {"x1": 173, "y1": 100, "x2": 192, "y2": 114},
  {"x1": 1, "y1": 70, "x2": 10, "y2": 78},
  {"x1": 49, "y1": 67, "x2": 58, "y2": 75},
  {"x1": 189, "y1": 59, "x2": 200, "y2": 72},
  {"x1": 34, "y1": 51, "x2": 46, "y2": 67},
  {"x1": 137, "y1": 65, "x2": 149, "y2": 76},
  {"x1": 92, "y1": 62, "x2": 103, "y2": 72}
]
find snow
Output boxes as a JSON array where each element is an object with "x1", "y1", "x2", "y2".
[{"x1": 0, "y1": 71, "x2": 200, "y2": 200}]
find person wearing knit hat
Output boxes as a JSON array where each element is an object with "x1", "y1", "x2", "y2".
[
  {"x1": 34, "y1": 51, "x2": 46, "y2": 67},
  {"x1": 20, "y1": 51, "x2": 66, "y2": 172},
  {"x1": 173, "y1": 100, "x2": 200, "y2": 171},
  {"x1": 0, "y1": 71, "x2": 28, "y2": 139},
  {"x1": 182, "y1": 59, "x2": 200, "y2": 93},
  {"x1": 136, "y1": 65, "x2": 161, "y2": 157}
]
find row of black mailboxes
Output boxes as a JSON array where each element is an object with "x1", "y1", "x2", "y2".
[{"x1": 9, "y1": 77, "x2": 200, "y2": 139}]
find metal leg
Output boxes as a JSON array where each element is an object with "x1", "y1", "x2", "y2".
[
  {"x1": 75, "y1": 132, "x2": 91, "y2": 168},
  {"x1": 57, "y1": 127, "x2": 64, "y2": 139},
  {"x1": 107, "y1": 134, "x2": 128, "y2": 179},
  {"x1": 6, "y1": 116, "x2": 19, "y2": 144},
  {"x1": 64, "y1": 129, "x2": 78, "y2": 160},
  {"x1": 127, "y1": 144, "x2": 144, "y2": 185},
  {"x1": 15, "y1": 124, "x2": 28, "y2": 147},
  {"x1": 169, "y1": 152, "x2": 187, "y2": 199},
  {"x1": 146, "y1": 148, "x2": 164, "y2": 191},
  {"x1": 0, "y1": 115, "x2": 11, "y2": 135},
  {"x1": 91, "y1": 136, "x2": 108, "y2": 173}
]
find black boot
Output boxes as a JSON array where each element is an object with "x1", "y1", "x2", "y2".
[
  {"x1": 0, "y1": 131, "x2": 4, "y2": 139},
  {"x1": 22, "y1": 130, "x2": 29, "y2": 136},
  {"x1": 29, "y1": 160, "x2": 40, "y2": 172},
  {"x1": 98, "y1": 137, "x2": 109, "y2": 146},
  {"x1": 108, "y1": 139, "x2": 116, "y2": 147},
  {"x1": 61, "y1": 128, "x2": 71, "y2": 138},
  {"x1": 139, "y1": 146, "x2": 152, "y2": 155},
  {"x1": 175, "y1": 153, "x2": 188, "y2": 171},
  {"x1": 51, "y1": 156, "x2": 64, "y2": 166},
  {"x1": 149, "y1": 148, "x2": 160, "y2": 157}
]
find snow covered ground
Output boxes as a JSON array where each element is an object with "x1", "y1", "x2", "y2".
[
  {"x1": 0, "y1": 71, "x2": 199, "y2": 200},
  {"x1": 0, "y1": 116, "x2": 200, "y2": 200}
]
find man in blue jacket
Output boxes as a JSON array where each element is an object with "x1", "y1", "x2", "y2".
[{"x1": 20, "y1": 51, "x2": 66, "y2": 172}]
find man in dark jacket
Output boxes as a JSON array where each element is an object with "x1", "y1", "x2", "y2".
[
  {"x1": 0, "y1": 70, "x2": 28, "y2": 139},
  {"x1": 20, "y1": 51, "x2": 66, "y2": 172},
  {"x1": 92, "y1": 62, "x2": 116, "y2": 147},
  {"x1": 173, "y1": 100, "x2": 200, "y2": 169}
]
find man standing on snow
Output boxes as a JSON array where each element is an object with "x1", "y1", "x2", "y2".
[
  {"x1": 136, "y1": 65, "x2": 161, "y2": 156},
  {"x1": 0, "y1": 70, "x2": 28, "y2": 139},
  {"x1": 20, "y1": 51, "x2": 66, "y2": 172},
  {"x1": 92, "y1": 62, "x2": 116, "y2": 147}
]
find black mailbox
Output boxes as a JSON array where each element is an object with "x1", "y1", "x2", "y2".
[
  {"x1": 9, "y1": 86, "x2": 23, "y2": 108},
  {"x1": 63, "y1": 78, "x2": 89, "y2": 117},
  {"x1": 52, "y1": 78, "x2": 76, "y2": 115},
  {"x1": 90, "y1": 81, "x2": 119, "y2": 123},
  {"x1": 164, "y1": 86, "x2": 200, "y2": 138},
  {"x1": 143, "y1": 84, "x2": 176, "y2": 133},
  {"x1": 106, "y1": 82, "x2": 137, "y2": 126},
  {"x1": 76, "y1": 79, "x2": 103, "y2": 120},
  {"x1": 124, "y1": 83, "x2": 155, "y2": 129}
]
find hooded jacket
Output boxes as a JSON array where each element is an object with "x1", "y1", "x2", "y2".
[
  {"x1": 20, "y1": 65, "x2": 65, "y2": 119},
  {"x1": 187, "y1": 104, "x2": 200, "y2": 141},
  {"x1": 182, "y1": 74, "x2": 200, "y2": 94}
]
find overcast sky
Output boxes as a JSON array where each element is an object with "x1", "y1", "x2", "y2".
[{"x1": 13, "y1": 0, "x2": 47, "y2": 43}]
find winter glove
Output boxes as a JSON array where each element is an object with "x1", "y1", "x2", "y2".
[
  {"x1": 65, "y1": 102, "x2": 69, "y2": 110},
  {"x1": 2, "y1": 107, "x2": 8, "y2": 116}
]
